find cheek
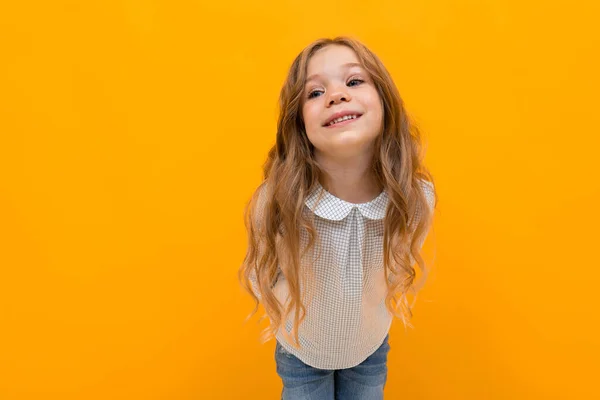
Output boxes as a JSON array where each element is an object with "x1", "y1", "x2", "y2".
[
  {"x1": 369, "y1": 92, "x2": 383, "y2": 114},
  {"x1": 302, "y1": 104, "x2": 320, "y2": 130},
  {"x1": 363, "y1": 96, "x2": 384, "y2": 136},
  {"x1": 369, "y1": 94, "x2": 384, "y2": 125}
]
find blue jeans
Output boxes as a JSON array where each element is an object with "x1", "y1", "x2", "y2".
[{"x1": 275, "y1": 335, "x2": 390, "y2": 400}]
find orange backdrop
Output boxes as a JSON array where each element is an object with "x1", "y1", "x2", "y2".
[{"x1": 1, "y1": 1, "x2": 599, "y2": 399}]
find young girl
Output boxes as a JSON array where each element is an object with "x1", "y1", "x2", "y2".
[{"x1": 239, "y1": 36, "x2": 437, "y2": 400}]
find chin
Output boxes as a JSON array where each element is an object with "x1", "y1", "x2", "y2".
[
  {"x1": 334, "y1": 129, "x2": 371, "y2": 141},
  {"x1": 331, "y1": 135, "x2": 375, "y2": 151}
]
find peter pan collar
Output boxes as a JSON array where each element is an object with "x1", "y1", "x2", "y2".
[{"x1": 304, "y1": 181, "x2": 388, "y2": 221}]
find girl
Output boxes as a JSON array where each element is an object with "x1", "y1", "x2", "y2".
[{"x1": 239, "y1": 36, "x2": 437, "y2": 400}]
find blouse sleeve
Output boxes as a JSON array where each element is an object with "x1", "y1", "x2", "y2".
[{"x1": 409, "y1": 179, "x2": 436, "y2": 264}]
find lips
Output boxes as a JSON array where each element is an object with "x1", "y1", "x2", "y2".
[
  {"x1": 325, "y1": 115, "x2": 362, "y2": 128},
  {"x1": 323, "y1": 111, "x2": 363, "y2": 127}
]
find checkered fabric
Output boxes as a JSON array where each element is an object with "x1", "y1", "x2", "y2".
[{"x1": 250, "y1": 179, "x2": 434, "y2": 369}]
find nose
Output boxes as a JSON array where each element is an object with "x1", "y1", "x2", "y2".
[{"x1": 326, "y1": 86, "x2": 352, "y2": 106}]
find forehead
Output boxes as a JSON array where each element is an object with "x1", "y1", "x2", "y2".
[{"x1": 306, "y1": 44, "x2": 362, "y2": 76}]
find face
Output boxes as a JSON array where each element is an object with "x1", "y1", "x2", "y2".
[{"x1": 301, "y1": 44, "x2": 383, "y2": 161}]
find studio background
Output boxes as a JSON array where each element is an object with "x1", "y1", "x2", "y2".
[{"x1": 1, "y1": 1, "x2": 598, "y2": 399}]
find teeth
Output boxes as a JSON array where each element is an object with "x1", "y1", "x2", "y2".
[{"x1": 328, "y1": 114, "x2": 359, "y2": 126}]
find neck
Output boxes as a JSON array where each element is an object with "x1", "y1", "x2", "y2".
[{"x1": 316, "y1": 151, "x2": 382, "y2": 204}]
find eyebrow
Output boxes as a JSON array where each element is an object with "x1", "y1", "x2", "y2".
[{"x1": 305, "y1": 62, "x2": 364, "y2": 84}]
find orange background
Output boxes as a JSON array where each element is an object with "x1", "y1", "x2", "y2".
[{"x1": 1, "y1": 1, "x2": 599, "y2": 399}]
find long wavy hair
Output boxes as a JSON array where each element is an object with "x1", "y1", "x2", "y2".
[{"x1": 238, "y1": 36, "x2": 437, "y2": 348}]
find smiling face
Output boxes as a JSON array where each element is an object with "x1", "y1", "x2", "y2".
[{"x1": 301, "y1": 44, "x2": 383, "y2": 161}]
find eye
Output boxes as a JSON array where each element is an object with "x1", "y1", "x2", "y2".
[
  {"x1": 307, "y1": 89, "x2": 323, "y2": 99},
  {"x1": 347, "y1": 78, "x2": 364, "y2": 87}
]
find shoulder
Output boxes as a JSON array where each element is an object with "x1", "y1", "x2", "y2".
[
  {"x1": 256, "y1": 181, "x2": 268, "y2": 205},
  {"x1": 252, "y1": 182, "x2": 269, "y2": 220},
  {"x1": 417, "y1": 178, "x2": 436, "y2": 211}
]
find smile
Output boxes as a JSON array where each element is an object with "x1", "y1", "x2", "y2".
[{"x1": 325, "y1": 114, "x2": 361, "y2": 127}]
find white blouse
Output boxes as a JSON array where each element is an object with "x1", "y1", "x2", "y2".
[{"x1": 251, "y1": 179, "x2": 435, "y2": 369}]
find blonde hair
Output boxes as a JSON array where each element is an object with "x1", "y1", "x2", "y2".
[{"x1": 238, "y1": 36, "x2": 437, "y2": 348}]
